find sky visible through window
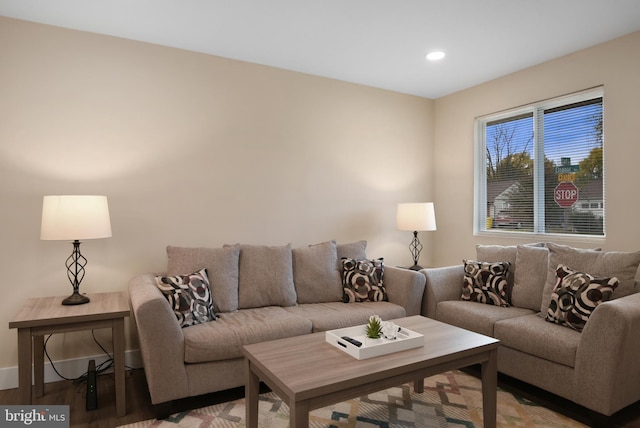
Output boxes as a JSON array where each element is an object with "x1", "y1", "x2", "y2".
[
  {"x1": 486, "y1": 101, "x2": 602, "y2": 168},
  {"x1": 544, "y1": 102, "x2": 602, "y2": 166}
]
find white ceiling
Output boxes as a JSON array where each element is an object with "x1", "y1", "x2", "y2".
[{"x1": 2, "y1": 0, "x2": 640, "y2": 99}]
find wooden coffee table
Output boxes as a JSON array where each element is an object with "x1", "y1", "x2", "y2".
[{"x1": 243, "y1": 315, "x2": 499, "y2": 428}]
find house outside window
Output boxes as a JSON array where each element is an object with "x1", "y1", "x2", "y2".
[{"x1": 475, "y1": 88, "x2": 605, "y2": 237}]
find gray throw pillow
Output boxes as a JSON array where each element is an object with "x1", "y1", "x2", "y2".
[
  {"x1": 476, "y1": 243, "x2": 546, "y2": 305},
  {"x1": 293, "y1": 241, "x2": 342, "y2": 304},
  {"x1": 166, "y1": 245, "x2": 240, "y2": 313},
  {"x1": 476, "y1": 245, "x2": 518, "y2": 292},
  {"x1": 540, "y1": 243, "x2": 640, "y2": 314},
  {"x1": 512, "y1": 245, "x2": 549, "y2": 311},
  {"x1": 337, "y1": 240, "x2": 367, "y2": 260},
  {"x1": 232, "y1": 244, "x2": 297, "y2": 309},
  {"x1": 336, "y1": 240, "x2": 367, "y2": 278},
  {"x1": 476, "y1": 243, "x2": 544, "y2": 291}
]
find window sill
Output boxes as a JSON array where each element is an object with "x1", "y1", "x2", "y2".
[{"x1": 475, "y1": 229, "x2": 606, "y2": 245}]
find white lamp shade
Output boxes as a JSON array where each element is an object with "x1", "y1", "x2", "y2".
[
  {"x1": 396, "y1": 202, "x2": 436, "y2": 232},
  {"x1": 41, "y1": 195, "x2": 112, "y2": 241}
]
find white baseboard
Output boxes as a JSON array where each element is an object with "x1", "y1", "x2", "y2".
[{"x1": 0, "y1": 350, "x2": 142, "y2": 391}]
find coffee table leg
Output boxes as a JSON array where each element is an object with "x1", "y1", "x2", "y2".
[
  {"x1": 245, "y1": 359, "x2": 260, "y2": 428},
  {"x1": 289, "y1": 399, "x2": 309, "y2": 428},
  {"x1": 414, "y1": 378, "x2": 424, "y2": 393},
  {"x1": 481, "y1": 348, "x2": 498, "y2": 428}
]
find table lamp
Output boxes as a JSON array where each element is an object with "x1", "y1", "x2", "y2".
[
  {"x1": 40, "y1": 195, "x2": 112, "y2": 305},
  {"x1": 396, "y1": 202, "x2": 436, "y2": 270}
]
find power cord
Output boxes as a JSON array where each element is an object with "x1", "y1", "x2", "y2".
[{"x1": 43, "y1": 330, "x2": 139, "y2": 385}]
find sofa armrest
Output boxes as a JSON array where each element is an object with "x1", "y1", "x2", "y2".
[
  {"x1": 420, "y1": 265, "x2": 464, "y2": 318},
  {"x1": 383, "y1": 266, "x2": 426, "y2": 316},
  {"x1": 129, "y1": 273, "x2": 189, "y2": 404},
  {"x1": 574, "y1": 292, "x2": 640, "y2": 415}
]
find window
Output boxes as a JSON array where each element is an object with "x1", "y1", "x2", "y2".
[{"x1": 475, "y1": 88, "x2": 604, "y2": 237}]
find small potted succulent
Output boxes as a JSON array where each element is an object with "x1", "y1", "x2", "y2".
[
  {"x1": 365, "y1": 315, "x2": 400, "y2": 346},
  {"x1": 365, "y1": 315, "x2": 384, "y2": 341}
]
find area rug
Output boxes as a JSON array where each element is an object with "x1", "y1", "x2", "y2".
[{"x1": 118, "y1": 370, "x2": 586, "y2": 427}]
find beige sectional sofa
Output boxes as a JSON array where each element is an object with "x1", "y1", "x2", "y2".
[
  {"x1": 128, "y1": 240, "x2": 426, "y2": 411},
  {"x1": 422, "y1": 242, "x2": 640, "y2": 417}
]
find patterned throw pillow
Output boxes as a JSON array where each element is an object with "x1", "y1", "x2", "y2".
[
  {"x1": 155, "y1": 268, "x2": 217, "y2": 328},
  {"x1": 341, "y1": 258, "x2": 387, "y2": 303},
  {"x1": 545, "y1": 264, "x2": 618, "y2": 332},
  {"x1": 461, "y1": 260, "x2": 511, "y2": 307}
]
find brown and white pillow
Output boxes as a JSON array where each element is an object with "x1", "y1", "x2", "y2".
[
  {"x1": 341, "y1": 258, "x2": 387, "y2": 303},
  {"x1": 155, "y1": 268, "x2": 216, "y2": 328},
  {"x1": 540, "y1": 243, "x2": 640, "y2": 315},
  {"x1": 461, "y1": 260, "x2": 511, "y2": 307},
  {"x1": 545, "y1": 264, "x2": 618, "y2": 332}
]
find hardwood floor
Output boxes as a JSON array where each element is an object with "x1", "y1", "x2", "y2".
[
  {"x1": 0, "y1": 369, "x2": 254, "y2": 428},
  {"x1": 0, "y1": 369, "x2": 152, "y2": 427},
  {"x1": 1, "y1": 367, "x2": 639, "y2": 427}
]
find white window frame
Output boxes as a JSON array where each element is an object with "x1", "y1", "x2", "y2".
[{"x1": 473, "y1": 87, "x2": 605, "y2": 238}]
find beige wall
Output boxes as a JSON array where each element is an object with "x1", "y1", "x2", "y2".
[
  {"x1": 433, "y1": 31, "x2": 640, "y2": 265},
  {"x1": 0, "y1": 17, "x2": 434, "y2": 369},
  {"x1": 2, "y1": 15, "x2": 638, "y2": 375}
]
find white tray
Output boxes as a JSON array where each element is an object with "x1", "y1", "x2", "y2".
[{"x1": 325, "y1": 324, "x2": 424, "y2": 360}]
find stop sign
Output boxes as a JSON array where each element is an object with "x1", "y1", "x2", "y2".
[{"x1": 554, "y1": 182, "x2": 579, "y2": 208}]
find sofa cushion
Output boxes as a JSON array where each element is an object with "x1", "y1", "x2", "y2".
[
  {"x1": 476, "y1": 245, "x2": 518, "y2": 292},
  {"x1": 182, "y1": 306, "x2": 312, "y2": 363},
  {"x1": 166, "y1": 245, "x2": 240, "y2": 313},
  {"x1": 476, "y1": 243, "x2": 545, "y2": 303},
  {"x1": 292, "y1": 241, "x2": 343, "y2": 304},
  {"x1": 436, "y1": 300, "x2": 534, "y2": 337},
  {"x1": 337, "y1": 240, "x2": 367, "y2": 260},
  {"x1": 337, "y1": 240, "x2": 367, "y2": 279},
  {"x1": 283, "y1": 301, "x2": 405, "y2": 332},
  {"x1": 232, "y1": 244, "x2": 298, "y2": 309},
  {"x1": 540, "y1": 243, "x2": 640, "y2": 314},
  {"x1": 461, "y1": 260, "x2": 511, "y2": 306},
  {"x1": 495, "y1": 314, "x2": 581, "y2": 368},
  {"x1": 545, "y1": 264, "x2": 618, "y2": 331},
  {"x1": 512, "y1": 245, "x2": 549, "y2": 311},
  {"x1": 341, "y1": 258, "x2": 387, "y2": 302},
  {"x1": 154, "y1": 268, "x2": 216, "y2": 328}
]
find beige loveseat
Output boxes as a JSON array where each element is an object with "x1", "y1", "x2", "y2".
[
  {"x1": 422, "y1": 242, "x2": 640, "y2": 417},
  {"x1": 129, "y1": 240, "x2": 425, "y2": 411}
]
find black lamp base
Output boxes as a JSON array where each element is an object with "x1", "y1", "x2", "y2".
[
  {"x1": 407, "y1": 231, "x2": 424, "y2": 272},
  {"x1": 62, "y1": 240, "x2": 90, "y2": 305},
  {"x1": 62, "y1": 291, "x2": 91, "y2": 306}
]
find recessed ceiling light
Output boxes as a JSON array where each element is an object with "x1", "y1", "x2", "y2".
[{"x1": 426, "y1": 51, "x2": 445, "y2": 61}]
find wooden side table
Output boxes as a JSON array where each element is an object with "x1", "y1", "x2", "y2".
[{"x1": 8, "y1": 291, "x2": 130, "y2": 416}]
